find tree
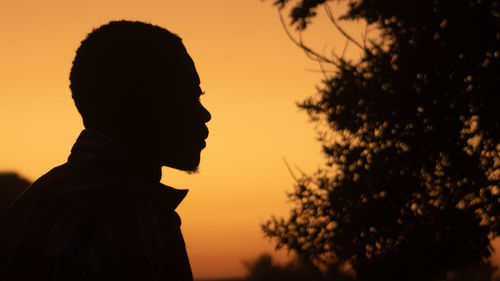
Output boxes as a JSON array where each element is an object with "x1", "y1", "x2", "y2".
[
  {"x1": 243, "y1": 253, "x2": 316, "y2": 281},
  {"x1": 243, "y1": 253, "x2": 349, "y2": 281},
  {"x1": 262, "y1": 1, "x2": 499, "y2": 280},
  {"x1": 444, "y1": 264, "x2": 497, "y2": 281},
  {"x1": 0, "y1": 172, "x2": 31, "y2": 215}
]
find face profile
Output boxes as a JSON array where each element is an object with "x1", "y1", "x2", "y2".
[
  {"x1": 156, "y1": 52, "x2": 211, "y2": 172},
  {"x1": 69, "y1": 20, "x2": 211, "y2": 172}
]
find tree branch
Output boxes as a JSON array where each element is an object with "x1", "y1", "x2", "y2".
[
  {"x1": 278, "y1": 11, "x2": 340, "y2": 67},
  {"x1": 323, "y1": 3, "x2": 365, "y2": 51}
]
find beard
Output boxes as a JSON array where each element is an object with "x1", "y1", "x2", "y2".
[
  {"x1": 186, "y1": 166, "x2": 199, "y2": 174},
  {"x1": 161, "y1": 147, "x2": 202, "y2": 173}
]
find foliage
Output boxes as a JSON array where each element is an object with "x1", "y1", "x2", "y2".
[
  {"x1": 243, "y1": 253, "x2": 350, "y2": 281},
  {"x1": 0, "y1": 172, "x2": 31, "y2": 215},
  {"x1": 444, "y1": 264, "x2": 498, "y2": 281},
  {"x1": 263, "y1": 0, "x2": 500, "y2": 280}
]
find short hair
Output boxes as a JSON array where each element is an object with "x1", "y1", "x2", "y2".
[{"x1": 69, "y1": 20, "x2": 186, "y2": 128}]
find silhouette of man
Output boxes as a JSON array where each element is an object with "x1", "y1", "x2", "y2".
[{"x1": 0, "y1": 20, "x2": 210, "y2": 281}]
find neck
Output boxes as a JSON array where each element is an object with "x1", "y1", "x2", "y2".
[
  {"x1": 124, "y1": 148, "x2": 163, "y2": 183},
  {"x1": 109, "y1": 133, "x2": 164, "y2": 183},
  {"x1": 71, "y1": 129, "x2": 163, "y2": 183}
]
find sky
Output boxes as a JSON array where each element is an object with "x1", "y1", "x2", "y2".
[{"x1": 1, "y1": 0, "x2": 499, "y2": 279}]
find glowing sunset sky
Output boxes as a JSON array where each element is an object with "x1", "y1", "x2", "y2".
[{"x1": 1, "y1": 0, "x2": 499, "y2": 279}]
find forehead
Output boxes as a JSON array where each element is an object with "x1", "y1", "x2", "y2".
[
  {"x1": 185, "y1": 53, "x2": 200, "y2": 85},
  {"x1": 172, "y1": 51, "x2": 200, "y2": 86},
  {"x1": 152, "y1": 50, "x2": 201, "y2": 102}
]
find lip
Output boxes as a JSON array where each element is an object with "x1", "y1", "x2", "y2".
[{"x1": 202, "y1": 126, "x2": 209, "y2": 139}]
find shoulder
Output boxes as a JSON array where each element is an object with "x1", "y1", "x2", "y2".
[
  {"x1": 0, "y1": 158, "x2": 190, "y2": 280},
  {"x1": 0, "y1": 159, "x2": 171, "y2": 243}
]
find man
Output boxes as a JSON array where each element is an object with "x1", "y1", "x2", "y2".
[{"x1": 0, "y1": 20, "x2": 211, "y2": 281}]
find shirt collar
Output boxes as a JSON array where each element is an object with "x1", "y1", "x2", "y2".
[
  {"x1": 68, "y1": 129, "x2": 122, "y2": 163},
  {"x1": 68, "y1": 129, "x2": 188, "y2": 210},
  {"x1": 69, "y1": 129, "x2": 162, "y2": 181},
  {"x1": 150, "y1": 182, "x2": 189, "y2": 211}
]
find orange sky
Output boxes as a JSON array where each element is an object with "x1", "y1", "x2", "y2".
[{"x1": 1, "y1": 0, "x2": 499, "y2": 279}]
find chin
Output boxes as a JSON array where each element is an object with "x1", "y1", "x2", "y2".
[
  {"x1": 179, "y1": 159, "x2": 200, "y2": 173},
  {"x1": 163, "y1": 155, "x2": 201, "y2": 173},
  {"x1": 185, "y1": 166, "x2": 200, "y2": 175}
]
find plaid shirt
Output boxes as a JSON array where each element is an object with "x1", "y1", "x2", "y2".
[{"x1": 0, "y1": 130, "x2": 193, "y2": 281}]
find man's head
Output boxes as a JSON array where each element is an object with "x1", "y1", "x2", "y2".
[{"x1": 70, "y1": 20, "x2": 211, "y2": 172}]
